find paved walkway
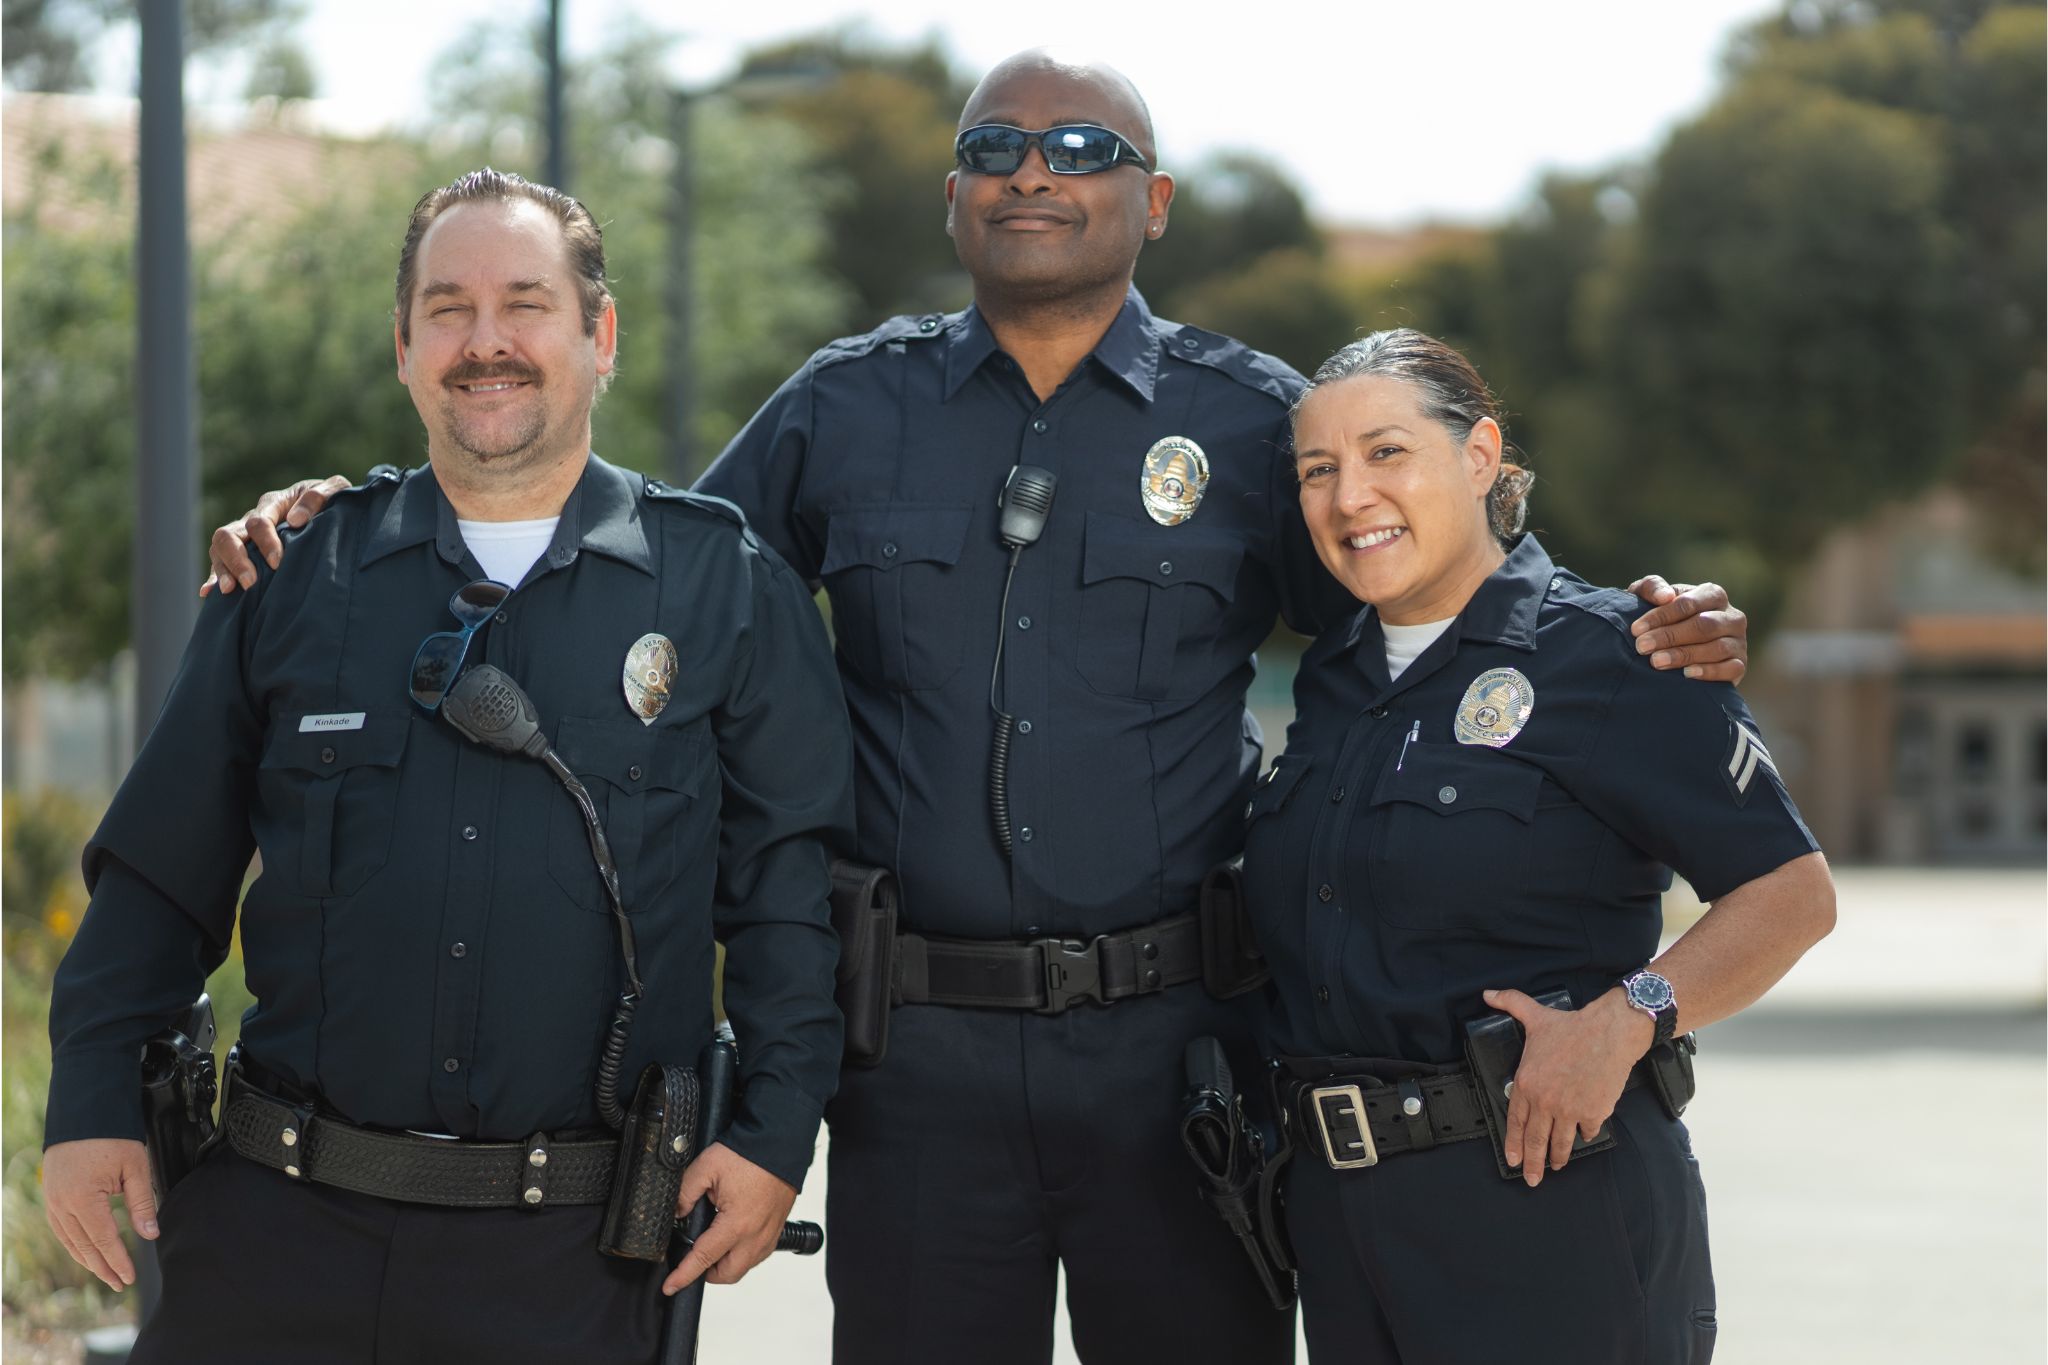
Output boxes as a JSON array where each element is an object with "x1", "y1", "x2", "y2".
[{"x1": 698, "y1": 867, "x2": 2047, "y2": 1363}]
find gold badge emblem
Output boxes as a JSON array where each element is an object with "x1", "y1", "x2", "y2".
[
  {"x1": 622, "y1": 634, "x2": 678, "y2": 725},
  {"x1": 1455, "y1": 668, "x2": 1535, "y2": 748},
  {"x1": 1139, "y1": 436, "x2": 1210, "y2": 526}
]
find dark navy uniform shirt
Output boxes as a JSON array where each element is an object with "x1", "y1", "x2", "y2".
[
  {"x1": 47, "y1": 456, "x2": 853, "y2": 1188},
  {"x1": 1243, "y1": 535, "x2": 1819, "y2": 1065},
  {"x1": 699, "y1": 289, "x2": 1339, "y2": 939}
]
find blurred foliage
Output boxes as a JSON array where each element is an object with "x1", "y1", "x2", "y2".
[
  {"x1": 3, "y1": 790, "x2": 258, "y2": 1321},
  {"x1": 1136, "y1": 152, "x2": 1322, "y2": 317},
  {"x1": 737, "y1": 31, "x2": 975, "y2": 320},
  {"x1": 2, "y1": 0, "x2": 312, "y2": 95},
  {"x1": 1304, "y1": 0, "x2": 2046, "y2": 621},
  {"x1": 3, "y1": 788, "x2": 102, "y2": 1317},
  {"x1": 421, "y1": 15, "x2": 856, "y2": 482},
  {"x1": 1, "y1": 143, "x2": 428, "y2": 680},
  {"x1": 1579, "y1": 0, "x2": 2046, "y2": 613}
]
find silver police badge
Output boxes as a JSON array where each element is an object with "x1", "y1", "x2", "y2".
[
  {"x1": 1139, "y1": 436, "x2": 1210, "y2": 526},
  {"x1": 1455, "y1": 667, "x2": 1535, "y2": 748},
  {"x1": 622, "y1": 633, "x2": 678, "y2": 725}
]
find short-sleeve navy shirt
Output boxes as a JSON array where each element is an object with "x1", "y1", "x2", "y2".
[
  {"x1": 699, "y1": 288, "x2": 1341, "y2": 938},
  {"x1": 1242, "y1": 535, "x2": 1820, "y2": 1064}
]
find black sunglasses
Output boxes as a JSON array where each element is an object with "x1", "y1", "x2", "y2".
[
  {"x1": 409, "y1": 579, "x2": 512, "y2": 713},
  {"x1": 954, "y1": 124, "x2": 1152, "y2": 177}
]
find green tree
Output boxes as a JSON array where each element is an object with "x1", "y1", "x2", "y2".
[
  {"x1": 2, "y1": 146, "x2": 430, "y2": 681},
  {"x1": 1163, "y1": 248, "x2": 1353, "y2": 377},
  {"x1": 1137, "y1": 151, "x2": 1322, "y2": 315},
  {"x1": 736, "y1": 33, "x2": 973, "y2": 321},
  {"x1": 1572, "y1": 0, "x2": 2045, "y2": 609},
  {"x1": 424, "y1": 17, "x2": 854, "y2": 478}
]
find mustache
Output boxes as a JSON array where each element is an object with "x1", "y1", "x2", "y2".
[{"x1": 442, "y1": 361, "x2": 541, "y2": 387}]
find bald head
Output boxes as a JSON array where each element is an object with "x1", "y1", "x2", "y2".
[{"x1": 960, "y1": 49, "x2": 1157, "y2": 165}]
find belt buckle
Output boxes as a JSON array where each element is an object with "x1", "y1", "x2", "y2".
[
  {"x1": 1033, "y1": 937, "x2": 1104, "y2": 1015},
  {"x1": 1309, "y1": 1083, "x2": 1379, "y2": 1170}
]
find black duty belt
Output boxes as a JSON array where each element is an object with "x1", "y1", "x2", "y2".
[
  {"x1": 1282, "y1": 1057, "x2": 1648, "y2": 1171},
  {"x1": 895, "y1": 913, "x2": 1204, "y2": 1014},
  {"x1": 221, "y1": 1067, "x2": 615, "y2": 1209}
]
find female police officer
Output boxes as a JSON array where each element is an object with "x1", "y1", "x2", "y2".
[{"x1": 1242, "y1": 329, "x2": 1834, "y2": 1363}]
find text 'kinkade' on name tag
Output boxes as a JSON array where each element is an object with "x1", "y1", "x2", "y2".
[{"x1": 298, "y1": 712, "x2": 367, "y2": 732}]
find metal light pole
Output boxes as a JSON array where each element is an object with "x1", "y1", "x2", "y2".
[
  {"x1": 134, "y1": 0, "x2": 197, "y2": 749},
  {"x1": 665, "y1": 87, "x2": 696, "y2": 484},
  {"x1": 544, "y1": 0, "x2": 567, "y2": 189}
]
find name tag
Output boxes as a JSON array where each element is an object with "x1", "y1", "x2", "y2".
[{"x1": 298, "y1": 712, "x2": 367, "y2": 733}]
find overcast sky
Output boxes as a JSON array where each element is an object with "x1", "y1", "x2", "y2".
[{"x1": 124, "y1": 0, "x2": 1785, "y2": 225}]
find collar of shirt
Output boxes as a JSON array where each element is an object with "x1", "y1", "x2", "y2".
[
  {"x1": 357, "y1": 453, "x2": 657, "y2": 581},
  {"x1": 939, "y1": 283, "x2": 1161, "y2": 404},
  {"x1": 1342, "y1": 533, "x2": 1553, "y2": 693}
]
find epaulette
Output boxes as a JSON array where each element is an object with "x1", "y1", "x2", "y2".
[
  {"x1": 642, "y1": 478, "x2": 747, "y2": 527},
  {"x1": 1160, "y1": 323, "x2": 1304, "y2": 407},
  {"x1": 1548, "y1": 569, "x2": 1646, "y2": 635},
  {"x1": 326, "y1": 464, "x2": 406, "y2": 500},
  {"x1": 810, "y1": 310, "x2": 956, "y2": 371}
]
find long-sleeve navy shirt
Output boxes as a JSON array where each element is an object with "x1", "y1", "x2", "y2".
[
  {"x1": 697, "y1": 289, "x2": 1339, "y2": 940},
  {"x1": 1242, "y1": 536, "x2": 1820, "y2": 1064},
  {"x1": 47, "y1": 456, "x2": 854, "y2": 1188}
]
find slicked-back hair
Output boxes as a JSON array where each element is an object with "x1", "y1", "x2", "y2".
[
  {"x1": 394, "y1": 168, "x2": 612, "y2": 346},
  {"x1": 1293, "y1": 328, "x2": 1534, "y2": 544}
]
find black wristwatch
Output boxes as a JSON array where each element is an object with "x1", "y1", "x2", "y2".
[{"x1": 1619, "y1": 969, "x2": 1678, "y2": 1048}]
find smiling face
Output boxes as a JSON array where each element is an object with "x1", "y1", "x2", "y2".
[
  {"x1": 945, "y1": 54, "x2": 1173, "y2": 308},
  {"x1": 1293, "y1": 374, "x2": 1508, "y2": 624},
  {"x1": 394, "y1": 198, "x2": 616, "y2": 479}
]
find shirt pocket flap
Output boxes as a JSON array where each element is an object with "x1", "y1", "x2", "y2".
[
  {"x1": 819, "y1": 503, "x2": 974, "y2": 574},
  {"x1": 555, "y1": 716, "x2": 702, "y2": 796},
  {"x1": 1371, "y1": 744, "x2": 1542, "y2": 824},
  {"x1": 1081, "y1": 513, "x2": 1242, "y2": 601},
  {"x1": 263, "y1": 710, "x2": 410, "y2": 774},
  {"x1": 1246, "y1": 755, "x2": 1312, "y2": 821}
]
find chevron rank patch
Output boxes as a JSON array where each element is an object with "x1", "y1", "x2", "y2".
[{"x1": 1722, "y1": 709, "x2": 1778, "y2": 807}]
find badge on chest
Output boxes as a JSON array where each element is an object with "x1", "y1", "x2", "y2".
[
  {"x1": 1139, "y1": 436, "x2": 1209, "y2": 526},
  {"x1": 1455, "y1": 668, "x2": 1535, "y2": 748},
  {"x1": 622, "y1": 633, "x2": 678, "y2": 725}
]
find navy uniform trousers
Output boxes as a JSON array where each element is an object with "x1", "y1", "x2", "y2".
[
  {"x1": 132, "y1": 1146, "x2": 665, "y2": 1365},
  {"x1": 824, "y1": 990, "x2": 1295, "y2": 1365},
  {"x1": 1287, "y1": 1087, "x2": 1716, "y2": 1365}
]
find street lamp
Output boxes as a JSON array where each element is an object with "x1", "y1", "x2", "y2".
[{"x1": 664, "y1": 63, "x2": 833, "y2": 485}]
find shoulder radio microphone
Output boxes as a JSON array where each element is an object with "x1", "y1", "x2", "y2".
[{"x1": 990, "y1": 466, "x2": 1057, "y2": 858}]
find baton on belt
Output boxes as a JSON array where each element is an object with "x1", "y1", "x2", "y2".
[{"x1": 658, "y1": 1024, "x2": 824, "y2": 1364}]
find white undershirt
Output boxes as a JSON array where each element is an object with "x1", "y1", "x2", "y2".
[
  {"x1": 457, "y1": 516, "x2": 560, "y2": 588},
  {"x1": 1382, "y1": 617, "x2": 1456, "y2": 680}
]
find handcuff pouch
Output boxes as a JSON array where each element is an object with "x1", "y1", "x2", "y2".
[
  {"x1": 1646, "y1": 1032, "x2": 1699, "y2": 1119},
  {"x1": 598, "y1": 1063, "x2": 699, "y2": 1261},
  {"x1": 829, "y1": 859, "x2": 899, "y2": 1068},
  {"x1": 1198, "y1": 859, "x2": 1271, "y2": 1000},
  {"x1": 1463, "y1": 988, "x2": 1616, "y2": 1181}
]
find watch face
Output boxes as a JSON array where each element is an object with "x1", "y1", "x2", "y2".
[{"x1": 1628, "y1": 972, "x2": 1675, "y2": 1012}]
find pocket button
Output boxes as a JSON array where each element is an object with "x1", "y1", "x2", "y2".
[{"x1": 1438, "y1": 786, "x2": 1458, "y2": 805}]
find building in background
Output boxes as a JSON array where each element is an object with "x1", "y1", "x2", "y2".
[{"x1": 1746, "y1": 488, "x2": 2046, "y2": 866}]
